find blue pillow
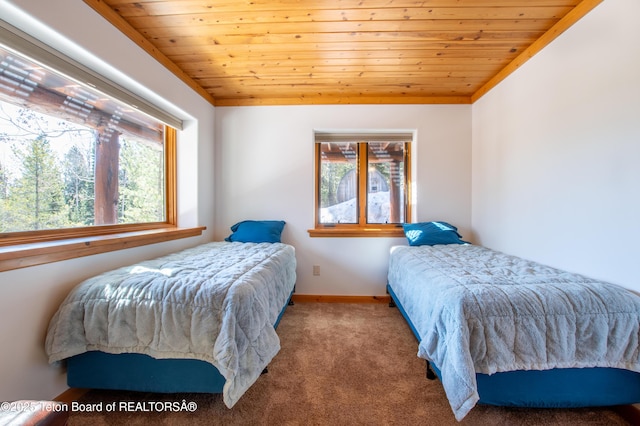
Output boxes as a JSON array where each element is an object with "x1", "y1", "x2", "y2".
[
  {"x1": 225, "y1": 220, "x2": 286, "y2": 243},
  {"x1": 403, "y1": 221, "x2": 467, "y2": 246}
]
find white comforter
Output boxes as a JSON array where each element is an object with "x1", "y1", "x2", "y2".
[
  {"x1": 388, "y1": 244, "x2": 640, "y2": 421},
  {"x1": 46, "y1": 241, "x2": 296, "y2": 408}
]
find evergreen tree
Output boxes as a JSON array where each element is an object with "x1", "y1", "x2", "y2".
[
  {"x1": 118, "y1": 138, "x2": 164, "y2": 223},
  {"x1": 63, "y1": 143, "x2": 95, "y2": 226},
  {"x1": 0, "y1": 162, "x2": 8, "y2": 200},
  {"x1": 0, "y1": 162, "x2": 9, "y2": 232},
  {"x1": 7, "y1": 134, "x2": 69, "y2": 231}
]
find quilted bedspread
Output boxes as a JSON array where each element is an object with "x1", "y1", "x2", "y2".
[
  {"x1": 388, "y1": 244, "x2": 640, "y2": 421},
  {"x1": 46, "y1": 241, "x2": 296, "y2": 408}
]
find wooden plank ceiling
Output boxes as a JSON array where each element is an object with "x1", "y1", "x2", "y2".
[{"x1": 84, "y1": 0, "x2": 601, "y2": 106}]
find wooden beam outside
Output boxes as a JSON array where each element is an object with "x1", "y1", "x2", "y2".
[
  {"x1": 94, "y1": 127, "x2": 120, "y2": 225},
  {"x1": 0, "y1": 74, "x2": 163, "y2": 143}
]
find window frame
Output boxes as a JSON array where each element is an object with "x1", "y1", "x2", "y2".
[
  {"x1": 0, "y1": 127, "x2": 205, "y2": 272},
  {"x1": 0, "y1": 127, "x2": 177, "y2": 245},
  {"x1": 309, "y1": 135, "x2": 412, "y2": 238},
  {"x1": 0, "y1": 23, "x2": 204, "y2": 272}
]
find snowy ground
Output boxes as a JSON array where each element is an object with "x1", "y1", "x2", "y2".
[{"x1": 321, "y1": 191, "x2": 391, "y2": 223}]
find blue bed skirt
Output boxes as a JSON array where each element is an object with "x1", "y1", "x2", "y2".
[
  {"x1": 387, "y1": 283, "x2": 640, "y2": 408},
  {"x1": 66, "y1": 290, "x2": 294, "y2": 393}
]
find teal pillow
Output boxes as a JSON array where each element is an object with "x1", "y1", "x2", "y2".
[
  {"x1": 225, "y1": 220, "x2": 286, "y2": 243},
  {"x1": 403, "y1": 221, "x2": 467, "y2": 246}
]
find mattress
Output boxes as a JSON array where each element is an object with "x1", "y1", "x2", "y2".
[
  {"x1": 65, "y1": 287, "x2": 294, "y2": 394},
  {"x1": 387, "y1": 244, "x2": 640, "y2": 420},
  {"x1": 46, "y1": 241, "x2": 297, "y2": 408}
]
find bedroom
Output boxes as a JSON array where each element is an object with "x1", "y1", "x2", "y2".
[{"x1": 0, "y1": 0, "x2": 638, "y2": 422}]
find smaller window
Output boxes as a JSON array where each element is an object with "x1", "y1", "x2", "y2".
[{"x1": 311, "y1": 133, "x2": 412, "y2": 237}]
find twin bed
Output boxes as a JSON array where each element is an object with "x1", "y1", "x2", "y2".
[
  {"x1": 387, "y1": 222, "x2": 640, "y2": 420},
  {"x1": 46, "y1": 224, "x2": 296, "y2": 408}
]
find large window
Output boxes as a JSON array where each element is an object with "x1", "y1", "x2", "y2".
[
  {"x1": 311, "y1": 132, "x2": 412, "y2": 237},
  {"x1": 0, "y1": 43, "x2": 169, "y2": 233},
  {"x1": 0, "y1": 20, "x2": 202, "y2": 272}
]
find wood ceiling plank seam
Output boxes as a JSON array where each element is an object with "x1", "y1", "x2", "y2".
[
  {"x1": 128, "y1": 19, "x2": 562, "y2": 34},
  {"x1": 204, "y1": 80, "x2": 483, "y2": 86},
  {"x1": 159, "y1": 41, "x2": 529, "y2": 54},
  {"x1": 108, "y1": 1, "x2": 581, "y2": 17},
  {"x1": 163, "y1": 42, "x2": 530, "y2": 52},
  {"x1": 212, "y1": 96, "x2": 472, "y2": 106},
  {"x1": 167, "y1": 54, "x2": 524, "y2": 68},
  {"x1": 178, "y1": 62, "x2": 506, "y2": 71},
  {"x1": 146, "y1": 32, "x2": 548, "y2": 48},
  {"x1": 190, "y1": 68, "x2": 496, "y2": 77},
  {"x1": 172, "y1": 55, "x2": 512, "y2": 65},
  {"x1": 123, "y1": 7, "x2": 573, "y2": 27},
  {"x1": 195, "y1": 74, "x2": 502, "y2": 82},
  {"x1": 203, "y1": 84, "x2": 479, "y2": 95}
]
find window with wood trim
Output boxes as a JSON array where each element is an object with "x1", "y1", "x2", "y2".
[
  {"x1": 0, "y1": 39, "x2": 176, "y2": 243},
  {"x1": 310, "y1": 133, "x2": 412, "y2": 237}
]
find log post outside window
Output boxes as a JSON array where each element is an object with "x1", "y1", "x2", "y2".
[{"x1": 94, "y1": 126, "x2": 121, "y2": 225}]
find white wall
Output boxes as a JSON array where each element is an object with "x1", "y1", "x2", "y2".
[
  {"x1": 215, "y1": 104, "x2": 472, "y2": 296},
  {"x1": 472, "y1": 0, "x2": 640, "y2": 292},
  {"x1": 0, "y1": 0, "x2": 215, "y2": 401},
  {"x1": 8, "y1": 0, "x2": 633, "y2": 405}
]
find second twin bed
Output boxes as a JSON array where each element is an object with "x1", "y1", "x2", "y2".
[{"x1": 388, "y1": 241, "x2": 640, "y2": 420}]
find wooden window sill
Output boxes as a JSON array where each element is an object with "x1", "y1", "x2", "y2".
[
  {"x1": 308, "y1": 227, "x2": 404, "y2": 238},
  {"x1": 0, "y1": 226, "x2": 206, "y2": 272}
]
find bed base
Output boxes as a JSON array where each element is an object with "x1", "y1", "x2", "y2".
[
  {"x1": 426, "y1": 361, "x2": 437, "y2": 380},
  {"x1": 66, "y1": 289, "x2": 294, "y2": 393},
  {"x1": 387, "y1": 283, "x2": 640, "y2": 408}
]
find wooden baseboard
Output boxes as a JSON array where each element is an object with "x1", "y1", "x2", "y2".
[{"x1": 291, "y1": 294, "x2": 390, "y2": 304}]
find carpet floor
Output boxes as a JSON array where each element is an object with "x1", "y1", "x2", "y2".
[{"x1": 68, "y1": 302, "x2": 632, "y2": 425}]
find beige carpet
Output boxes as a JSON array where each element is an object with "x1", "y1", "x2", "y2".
[{"x1": 68, "y1": 303, "x2": 632, "y2": 425}]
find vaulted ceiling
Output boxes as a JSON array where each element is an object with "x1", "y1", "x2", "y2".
[{"x1": 83, "y1": 0, "x2": 601, "y2": 106}]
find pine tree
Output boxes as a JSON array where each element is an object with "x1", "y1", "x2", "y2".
[
  {"x1": 118, "y1": 138, "x2": 164, "y2": 223},
  {"x1": 7, "y1": 134, "x2": 69, "y2": 231},
  {"x1": 0, "y1": 162, "x2": 9, "y2": 232},
  {"x1": 63, "y1": 143, "x2": 95, "y2": 226}
]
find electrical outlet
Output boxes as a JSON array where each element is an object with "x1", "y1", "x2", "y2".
[{"x1": 312, "y1": 265, "x2": 320, "y2": 276}]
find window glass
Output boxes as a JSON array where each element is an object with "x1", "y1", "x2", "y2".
[
  {"x1": 319, "y1": 142, "x2": 357, "y2": 224},
  {"x1": 367, "y1": 141, "x2": 406, "y2": 224},
  {"x1": 0, "y1": 44, "x2": 166, "y2": 233},
  {"x1": 314, "y1": 135, "x2": 411, "y2": 231}
]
